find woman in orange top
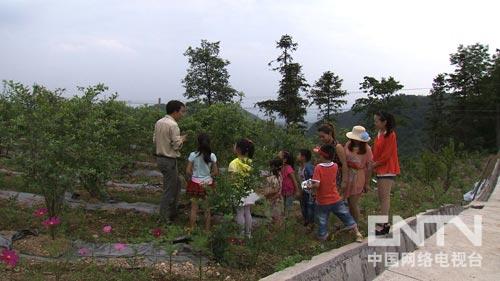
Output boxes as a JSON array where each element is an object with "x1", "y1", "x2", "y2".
[{"x1": 372, "y1": 111, "x2": 400, "y2": 235}]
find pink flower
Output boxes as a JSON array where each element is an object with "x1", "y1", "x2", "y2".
[
  {"x1": 102, "y1": 225, "x2": 112, "y2": 234},
  {"x1": 78, "y1": 248, "x2": 91, "y2": 256},
  {"x1": 42, "y1": 217, "x2": 61, "y2": 228},
  {"x1": 114, "y1": 243, "x2": 127, "y2": 251},
  {"x1": 1, "y1": 249, "x2": 19, "y2": 267},
  {"x1": 33, "y1": 208, "x2": 48, "y2": 218},
  {"x1": 152, "y1": 228, "x2": 162, "y2": 238}
]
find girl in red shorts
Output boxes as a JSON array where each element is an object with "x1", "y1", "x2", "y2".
[{"x1": 186, "y1": 133, "x2": 219, "y2": 231}]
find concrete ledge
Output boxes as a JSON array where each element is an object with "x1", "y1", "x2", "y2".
[{"x1": 261, "y1": 204, "x2": 464, "y2": 281}]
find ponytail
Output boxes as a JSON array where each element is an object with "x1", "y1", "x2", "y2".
[{"x1": 197, "y1": 133, "x2": 212, "y2": 164}]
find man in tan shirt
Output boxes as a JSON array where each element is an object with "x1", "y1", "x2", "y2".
[{"x1": 153, "y1": 100, "x2": 187, "y2": 224}]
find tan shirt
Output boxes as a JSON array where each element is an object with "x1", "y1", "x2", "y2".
[{"x1": 153, "y1": 115, "x2": 183, "y2": 158}]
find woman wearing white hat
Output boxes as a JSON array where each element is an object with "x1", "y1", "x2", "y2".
[{"x1": 344, "y1": 125, "x2": 373, "y2": 223}]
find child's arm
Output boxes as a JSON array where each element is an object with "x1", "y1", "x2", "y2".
[
  {"x1": 365, "y1": 145, "x2": 373, "y2": 192},
  {"x1": 186, "y1": 161, "x2": 193, "y2": 179},
  {"x1": 211, "y1": 162, "x2": 219, "y2": 177},
  {"x1": 336, "y1": 144, "x2": 349, "y2": 189},
  {"x1": 290, "y1": 172, "x2": 300, "y2": 197},
  {"x1": 311, "y1": 181, "x2": 320, "y2": 189}
]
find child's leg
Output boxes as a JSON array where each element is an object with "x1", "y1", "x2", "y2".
[
  {"x1": 331, "y1": 200, "x2": 357, "y2": 230},
  {"x1": 189, "y1": 198, "x2": 199, "y2": 229},
  {"x1": 300, "y1": 193, "x2": 307, "y2": 224},
  {"x1": 347, "y1": 194, "x2": 361, "y2": 223},
  {"x1": 244, "y1": 205, "x2": 252, "y2": 237},
  {"x1": 236, "y1": 206, "x2": 245, "y2": 235},
  {"x1": 204, "y1": 206, "x2": 211, "y2": 232},
  {"x1": 271, "y1": 199, "x2": 283, "y2": 226},
  {"x1": 307, "y1": 199, "x2": 316, "y2": 225},
  {"x1": 331, "y1": 200, "x2": 363, "y2": 241},
  {"x1": 284, "y1": 196, "x2": 293, "y2": 217},
  {"x1": 316, "y1": 204, "x2": 330, "y2": 239}
]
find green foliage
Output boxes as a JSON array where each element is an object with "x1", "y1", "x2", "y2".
[
  {"x1": 209, "y1": 214, "x2": 238, "y2": 263},
  {"x1": 223, "y1": 244, "x2": 258, "y2": 269},
  {"x1": 308, "y1": 71, "x2": 348, "y2": 122},
  {"x1": 274, "y1": 254, "x2": 304, "y2": 272},
  {"x1": 257, "y1": 34, "x2": 309, "y2": 128},
  {"x1": 4, "y1": 81, "x2": 74, "y2": 220},
  {"x1": 64, "y1": 85, "x2": 127, "y2": 200},
  {"x1": 415, "y1": 150, "x2": 445, "y2": 186},
  {"x1": 425, "y1": 74, "x2": 451, "y2": 151},
  {"x1": 182, "y1": 40, "x2": 241, "y2": 105},
  {"x1": 444, "y1": 43, "x2": 497, "y2": 150},
  {"x1": 180, "y1": 103, "x2": 313, "y2": 166},
  {"x1": 351, "y1": 76, "x2": 405, "y2": 127}
]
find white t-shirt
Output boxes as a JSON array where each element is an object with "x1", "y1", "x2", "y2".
[{"x1": 188, "y1": 152, "x2": 217, "y2": 184}]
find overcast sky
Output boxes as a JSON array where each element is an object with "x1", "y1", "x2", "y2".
[{"x1": 1, "y1": 0, "x2": 499, "y2": 118}]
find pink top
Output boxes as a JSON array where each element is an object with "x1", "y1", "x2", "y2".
[
  {"x1": 344, "y1": 141, "x2": 373, "y2": 198},
  {"x1": 281, "y1": 165, "x2": 295, "y2": 197}
]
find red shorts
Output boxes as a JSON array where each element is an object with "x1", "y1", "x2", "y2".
[{"x1": 186, "y1": 180, "x2": 215, "y2": 197}]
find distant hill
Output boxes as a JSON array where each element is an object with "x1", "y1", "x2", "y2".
[{"x1": 307, "y1": 95, "x2": 431, "y2": 156}]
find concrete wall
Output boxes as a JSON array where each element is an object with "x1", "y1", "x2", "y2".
[{"x1": 261, "y1": 204, "x2": 464, "y2": 281}]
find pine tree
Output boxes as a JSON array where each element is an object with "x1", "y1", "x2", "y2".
[
  {"x1": 425, "y1": 74, "x2": 450, "y2": 151},
  {"x1": 308, "y1": 71, "x2": 348, "y2": 122},
  {"x1": 256, "y1": 34, "x2": 309, "y2": 128}
]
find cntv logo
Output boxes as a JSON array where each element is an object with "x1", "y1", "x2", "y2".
[{"x1": 368, "y1": 215, "x2": 482, "y2": 247}]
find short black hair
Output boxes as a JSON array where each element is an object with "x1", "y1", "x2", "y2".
[
  {"x1": 299, "y1": 149, "x2": 312, "y2": 162},
  {"x1": 320, "y1": 144, "x2": 336, "y2": 160},
  {"x1": 166, "y1": 100, "x2": 185, "y2": 114}
]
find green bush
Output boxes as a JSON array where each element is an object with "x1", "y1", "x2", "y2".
[{"x1": 274, "y1": 254, "x2": 305, "y2": 272}]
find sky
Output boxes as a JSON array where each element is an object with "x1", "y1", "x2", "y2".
[{"x1": 1, "y1": 0, "x2": 499, "y2": 120}]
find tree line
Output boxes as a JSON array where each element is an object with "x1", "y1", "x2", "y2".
[{"x1": 182, "y1": 35, "x2": 500, "y2": 152}]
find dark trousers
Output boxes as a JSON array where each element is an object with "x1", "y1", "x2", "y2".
[
  {"x1": 157, "y1": 156, "x2": 181, "y2": 223},
  {"x1": 300, "y1": 191, "x2": 315, "y2": 225}
]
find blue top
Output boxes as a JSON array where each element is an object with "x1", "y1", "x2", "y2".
[
  {"x1": 188, "y1": 151, "x2": 217, "y2": 183},
  {"x1": 299, "y1": 162, "x2": 314, "y2": 182}
]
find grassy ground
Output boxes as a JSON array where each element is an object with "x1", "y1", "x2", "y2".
[{"x1": 0, "y1": 153, "x2": 489, "y2": 280}]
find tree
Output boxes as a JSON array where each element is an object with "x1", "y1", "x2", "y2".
[
  {"x1": 351, "y1": 76, "x2": 404, "y2": 127},
  {"x1": 425, "y1": 74, "x2": 450, "y2": 151},
  {"x1": 308, "y1": 71, "x2": 348, "y2": 122},
  {"x1": 489, "y1": 50, "x2": 500, "y2": 150},
  {"x1": 268, "y1": 34, "x2": 297, "y2": 70},
  {"x1": 182, "y1": 40, "x2": 239, "y2": 105},
  {"x1": 446, "y1": 43, "x2": 495, "y2": 149},
  {"x1": 256, "y1": 35, "x2": 309, "y2": 128}
]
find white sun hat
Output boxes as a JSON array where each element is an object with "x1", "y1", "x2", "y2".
[{"x1": 346, "y1": 125, "x2": 371, "y2": 142}]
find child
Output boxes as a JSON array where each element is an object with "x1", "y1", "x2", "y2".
[
  {"x1": 297, "y1": 149, "x2": 315, "y2": 227},
  {"x1": 278, "y1": 150, "x2": 299, "y2": 217},
  {"x1": 309, "y1": 144, "x2": 363, "y2": 242},
  {"x1": 186, "y1": 133, "x2": 219, "y2": 232},
  {"x1": 262, "y1": 158, "x2": 284, "y2": 226},
  {"x1": 345, "y1": 126, "x2": 373, "y2": 223},
  {"x1": 228, "y1": 138, "x2": 259, "y2": 238}
]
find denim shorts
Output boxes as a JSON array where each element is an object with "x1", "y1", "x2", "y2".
[{"x1": 316, "y1": 200, "x2": 357, "y2": 237}]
